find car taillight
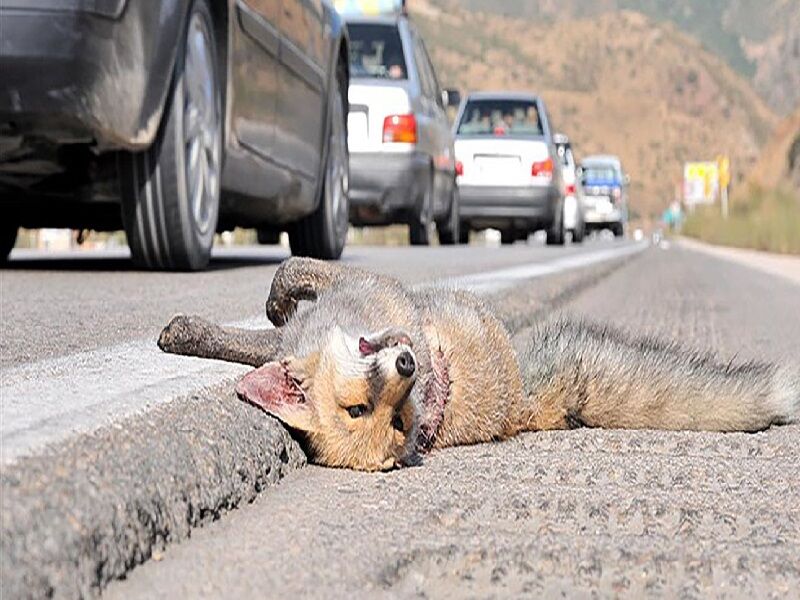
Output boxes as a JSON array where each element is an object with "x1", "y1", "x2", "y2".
[
  {"x1": 383, "y1": 114, "x2": 417, "y2": 143},
  {"x1": 612, "y1": 187, "x2": 622, "y2": 200},
  {"x1": 455, "y1": 161, "x2": 464, "y2": 176},
  {"x1": 531, "y1": 157, "x2": 554, "y2": 178},
  {"x1": 565, "y1": 183, "x2": 576, "y2": 195}
]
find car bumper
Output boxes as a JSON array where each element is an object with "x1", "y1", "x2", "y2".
[
  {"x1": 348, "y1": 151, "x2": 430, "y2": 224},
  {"x1": 458, "y1": 184, "x2": 559, "y2": 228},
  {"x1": 584, "y1": 208, "x2": 625, "y2": 224},
  {"x1": 0, "y1": 2, "x2": 181, "y2": 150}
]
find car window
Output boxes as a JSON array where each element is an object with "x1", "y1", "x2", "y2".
[
  {"x1": 348, "y1": 23, "x2": 407, "y2": 80},
  {"x1": 581, "y1": 166, "x2": 619, "y2": 184},
  {"x1": 457, "y1": 99, "x2": 543, "y2": 136}
]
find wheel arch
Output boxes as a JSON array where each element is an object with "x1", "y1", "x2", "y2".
[{"x1": 137, "y1": 0, "x2": 228, "y2": 150}]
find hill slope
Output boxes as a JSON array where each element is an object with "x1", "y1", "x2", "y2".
[
  {"x1": 413, "y1": 2, "x2": 779, "y2": 219},
  {"x1": 751, "y1": 107, "x2": 800, "y2": 190},
  {"x1": 438, "y1": 0, "x2": 800, "y2": 115}
]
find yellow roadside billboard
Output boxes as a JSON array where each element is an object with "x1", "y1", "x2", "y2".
[{"x1": 683, "y1": 161, "x2": 719, "y2": 205}]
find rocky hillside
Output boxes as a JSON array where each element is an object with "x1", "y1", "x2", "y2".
[
  {"x1": 412, "y1": 1, "x2": 779, "y2": 219},
  {"x1": 751, "y1": 108, "x2": 800, "y2": 190},
  {"x1": 436, "y1": 0, "x2": 800, "y2": 115}
]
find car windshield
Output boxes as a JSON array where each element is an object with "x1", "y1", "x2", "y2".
[
  {"x1": 582, "y1": 166, "x2": 619, "y2": 183},
  {"x1": 457, "y1": 99, "x2": 543, "y2": 136},
  {"x1": 347, "y1": 23, "x2": 407, "y2": 80}
]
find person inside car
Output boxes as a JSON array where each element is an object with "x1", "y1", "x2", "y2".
[{"x1": 383, "y1": 40, "x2": 405, "y2": 79}]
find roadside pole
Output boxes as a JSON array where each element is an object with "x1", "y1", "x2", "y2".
[
  {"x1": 721, "y1": 184, "x2": 729, "y2": 219},
  {"x1": 717, "y1": 155, "x2": 730, "y2": 220}
]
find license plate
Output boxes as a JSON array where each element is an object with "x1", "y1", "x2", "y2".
[
  {"x1": 476, "y1": 156, "x2": 520, "y2": 177},
  {"x1": 585, "y1": 196, "x2": 612, "y2": 212}
]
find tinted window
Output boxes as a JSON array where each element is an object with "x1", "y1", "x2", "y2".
[
  {"x1": 582, "y1": 167, "x2": 620, "y2": 183},
  {"x1": 457, "y1": 99, "x2": 543, "y2": 136},
  {"x1": 348, "y1": 23, "x2": 407, "y2": 80}
]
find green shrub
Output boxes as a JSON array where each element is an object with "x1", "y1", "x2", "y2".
[{"x1": 683, "y1": 184, "x2": 800, "y2": 254}]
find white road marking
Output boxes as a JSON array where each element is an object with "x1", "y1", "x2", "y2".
[
  {"x1": 437, "y1": 242, "x2": 647, "y2": 293},
  {"x1": 0, "y1": 317, "x2": 266, "y2": 464},
  {"x1": 0, "y1": 243, "x2": 646, "y2": 463}
]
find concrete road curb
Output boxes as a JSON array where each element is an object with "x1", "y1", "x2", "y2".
[
  {"x1": 1, "y1": 385, "x2": 306, "y2": 599},
  {"x1": 0, "y1": 251, "x2": 643, "y2": 599}
]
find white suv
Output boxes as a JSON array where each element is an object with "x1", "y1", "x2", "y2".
[{"x1": 344, "y1": 13, "x2": 459, "y2": 244}]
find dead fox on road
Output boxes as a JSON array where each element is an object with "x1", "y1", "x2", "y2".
[{"x1": 159, "y1": 258, "x2": 799, "y2": 471}]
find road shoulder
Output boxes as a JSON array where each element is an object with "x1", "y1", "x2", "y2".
[{"x1": 677, "y1": 236, "x2": 800, "y2": 286}]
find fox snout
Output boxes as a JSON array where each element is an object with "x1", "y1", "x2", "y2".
[{"x1": 396, "y1": 351, "x2": 415, "y2": 378}]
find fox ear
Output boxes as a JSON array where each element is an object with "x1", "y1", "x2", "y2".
[
  {"x1": 235, "y1": 357, "x2": 319, "y2": 433},
  {"x1": 359, "y1": 327, "x2": 413, "y2": 356}
]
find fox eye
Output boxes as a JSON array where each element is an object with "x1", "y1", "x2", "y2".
[
  {"x1": 392, "y1": 413, "x2": 404, "y2": 432},
  {"x1": 347, "y1": 404, "x2": 368, "y2": 419}
]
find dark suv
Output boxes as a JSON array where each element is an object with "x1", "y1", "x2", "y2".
[{"x1": 1, "y1": 1, "x2": 350, "y2": 269}]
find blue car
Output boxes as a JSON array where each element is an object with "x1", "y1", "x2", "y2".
[{"x1": 579, "y1": 154, "x2": 629, "y2": 237}]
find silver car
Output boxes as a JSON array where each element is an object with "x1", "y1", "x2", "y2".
[
  {"x1": 453, "y1": 92, "x2": 565, "y2": 245},
  {"x1": 343, "y1": 10, "x2": 459, "y2": 244},
  {"x1": 0, "y1": 0, "x2": 351, "y2": 269}
]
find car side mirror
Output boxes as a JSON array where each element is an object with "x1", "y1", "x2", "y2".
[
  {"x1": 443, "y1": 88, "x2": 461, "y2": 108},
  {"x1": 576, "y1": 166, "x2": 583, "y2": 177},
  {"x1": 623, "y1": 173, "x2": 631, "y2": 185}
]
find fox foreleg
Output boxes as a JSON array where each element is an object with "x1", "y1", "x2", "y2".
[
  {"x1": 265, "y1": 257, "x2": 347, "y2": 326},
  {"x1": 158, "y1": 315, "x2": 282, "y2": 367}
]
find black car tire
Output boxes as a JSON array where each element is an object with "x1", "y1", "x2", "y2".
[
  {"x1": 546, "y1": 202, "x2": 565, "y2": 246},
  {"x1": 437, "y1": 185, "x2": 461, "y2": 245},
  {"x1": 257, "y1": 229, "x2": 281, "y2": 245},
  {"x1": 0, "y1": 223, "x2": 18, "y2": 263},
  {"x1": 409, "y1": 168, "x2": 433, "y2": 246},
  {"x1": 120, "y1": 0, "x2": 221, "y2": 271},
  {"x1": 572, "y1": 220, "x2": 585, "y2": 244},
  {"x1": 289, "y1": 62, "x2": 350, "y2": 260},
  {"x1": 500, "y1": 228, "x2": 516, "y2": 245},
  {"x1": 458, "y1": 223, "x2": 469, "y2": 245},
  {"x1": 613, "y1": 223, "x2": 625, "y2": 238}
]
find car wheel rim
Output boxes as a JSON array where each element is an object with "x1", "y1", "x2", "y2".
[
  {"x1": 183, "y1": 12, "x2": 220, "y2": 237},
  {"x1": 326, "y1": 92, "x2": 349, "y2": 239}
]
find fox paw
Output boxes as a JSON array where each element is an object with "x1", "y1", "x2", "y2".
[
  {"x1": 266, "y1": 297, "x2": 297, "y2": 327},
  {"x1": 158, "y1": 315, "x2": 209, "y2": 355}
]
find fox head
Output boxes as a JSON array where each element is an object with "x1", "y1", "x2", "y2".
[{"x1": 236, "y1": 327, "x2": 419, "y2": 471}]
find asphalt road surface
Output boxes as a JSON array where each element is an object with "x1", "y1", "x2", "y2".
[
  {"x1": 2, "y1": 238, "x2": 799, "y2": 598},
  {"x1": 87, "y1": 241, "x2": 798, "y2": 599}
]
